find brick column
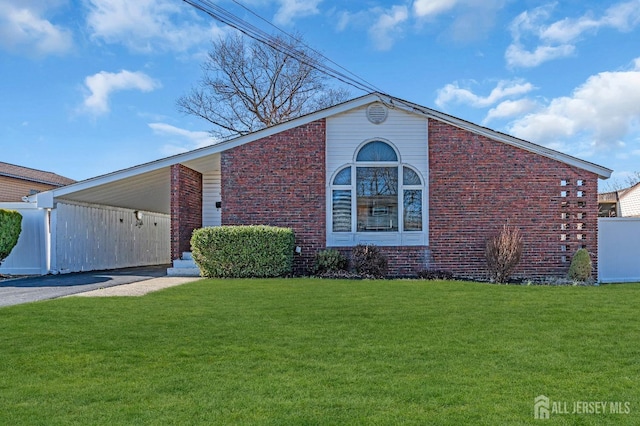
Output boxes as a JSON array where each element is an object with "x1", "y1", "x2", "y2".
[{"x1": 170, "y1": 164, "x2": 203, "y2": 260}]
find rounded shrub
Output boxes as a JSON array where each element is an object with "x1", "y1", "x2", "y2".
[
  {"x1": 568, "y1": 248, "x2": 592, "y2": 281},
  {"x1": 312, "y1": 249, "x2": 348, "y2": 275},
  {"x1": 352, "y1": 244, "x2": 388, "y2": 278}
]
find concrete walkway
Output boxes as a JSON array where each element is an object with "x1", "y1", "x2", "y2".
[
  {"x1": 72, "y1": 276, "x2": 201, "y2": 297},
  {"x1": 0, "y1": 265, "x2": 201, "y2": 308}
]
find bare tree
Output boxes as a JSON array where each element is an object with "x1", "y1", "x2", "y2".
[
  {"x1": 601, "y1": 171, "x2": 640, "y2": 192},
  {"x1": 177, "y1": 33, "x2": 350, "y2": 139}
]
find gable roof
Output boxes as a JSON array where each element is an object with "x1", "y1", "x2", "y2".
[
  {"x1": 0, "y1": 162, "x2": 76, "y2": 186},
  {"x1": 34, "y1": 92, "x2": 612, "y2": 213}
]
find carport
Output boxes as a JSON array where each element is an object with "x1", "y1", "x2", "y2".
[{"x1": 1, "y1": 146, "x2": 223, "y2": 275}]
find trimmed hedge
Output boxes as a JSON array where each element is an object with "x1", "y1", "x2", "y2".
[
  {"x1": 0, "y1": 209, "x2": 22, "y2": 264},
  {"x1": 191, "y1": 225, "x2": 295, "y2": 278}
]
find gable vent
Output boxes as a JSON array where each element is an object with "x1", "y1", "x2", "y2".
[{"x1": 366, "y1": 103, "x2": 388, "y2": 124}]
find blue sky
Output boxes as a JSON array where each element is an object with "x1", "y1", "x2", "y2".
[{"x1": 2, "y1": 0, "x2": 640, "y2": 190}]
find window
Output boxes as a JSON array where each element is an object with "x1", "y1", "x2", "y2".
[
  {"x1": 357, "y1": 166, "x2": 398, "y2": 231},
  {"x1": 332, "y1": 167, "x2": 351, "y2": 232},
  {"x1": 330, "y1": 140, "x2": 424, "y2": 237}
]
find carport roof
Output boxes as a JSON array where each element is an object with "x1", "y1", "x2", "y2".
[{"x1": 32, "y1": 93, "x2": 613, "y2": 214}]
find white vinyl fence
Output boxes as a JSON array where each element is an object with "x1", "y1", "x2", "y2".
[
  {"x1": 52, "y1": 202, "x2": 170, "y2": 273},
  {"x1": 0, "y1": 201, "x2": 171, "y2": 276},
  {"x1": 0, "y1": 202, "x2": 49, "y2": 275},
  {"x1": 598, "y1": 218, "x2": 640, "y2": 283}
]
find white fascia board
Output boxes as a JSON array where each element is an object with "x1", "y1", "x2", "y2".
[
  {"x1": 378, "y1": 94, "x2": 613, "y2": 179},
  {"x1": 0, "y1": 201, "x2": 38, "y2": 209},
  {"x1": 36, "y1": 191, "x2": 54, "y2": 209}
]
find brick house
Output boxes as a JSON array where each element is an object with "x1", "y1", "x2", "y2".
[
  {"x1": 26, "y1": 93, "x2": 611, "y2": 278},
  {"x1": 0, "y1": 162, "x2": 75, "y2": 202}
]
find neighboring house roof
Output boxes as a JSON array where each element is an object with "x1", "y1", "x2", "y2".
[
  {"x1": 598, "y1": 182, "x2": 640, "y2": 203},
  {"x1": 598, "y1": 191, "x2": 619, "y2": 203},
  {"x1": 599, "y1": 182, "x2": 640, "y2": 217},
  {"x1": 32, "y1": 92, "x2": 613, "y2": 214},
  {"x1": 0, "y1": 162, "x2": 76, "y2": 187}
]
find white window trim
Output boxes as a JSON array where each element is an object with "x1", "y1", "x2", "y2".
[{"x1": 327, "y1": 140, "x2": 428, "y2": 247}]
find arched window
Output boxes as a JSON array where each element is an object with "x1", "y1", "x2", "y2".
[{"x1": 330, "y1": 140, "x2": 423, "y2": 235}]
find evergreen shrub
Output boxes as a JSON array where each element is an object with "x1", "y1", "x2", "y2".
[
  {"x1": 568, "y1": 248, "x2": 592, "y2": 281},
  {"x1": 0, "y1": 209, "x2": 22, "y2": 264},
  {"x1": 191, "y1": 225, "x2": 295, "y2": 278},
  {"x1": 312, "y1": 249, "x2": 348, "y2": 275}
]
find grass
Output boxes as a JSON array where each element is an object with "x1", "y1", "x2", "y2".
[{"x1": 1, "y1": 279, "x2": 640, "y2": 425}]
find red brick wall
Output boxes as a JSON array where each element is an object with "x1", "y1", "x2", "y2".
[
  {"x1": 221, "y1": 121, "x2": 327, "y2": 274},
  {"x1": 170, "y1": 164, "x2": 202, "y2": 260},
  {"x1": 428, "y1": 119, "x2": 599, "y2": 279}
]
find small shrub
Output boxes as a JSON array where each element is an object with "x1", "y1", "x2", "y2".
[
  {"x1": 191, "y1": 225, "x2": 295, "y2": 278},
  {"x1": 312, "y1": 249, "x2": 348, "y2": 275},
  {"x1": 352, "y1": 244, "x2": 388, "y2": 278},
  {"x1": 0, "y1": 209, "x2": 22, "y2": 264},
  {"x1": 485, "y1": 224, "x2": 523, "y2": 283},
  {"x1": 568, "y1": 248, "x2": 592, "y2": 281},
  {"x1": 417, "y1": 269, "x2": 454, "y2": 280}
]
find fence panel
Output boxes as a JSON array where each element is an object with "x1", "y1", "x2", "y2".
[
  {"x1": 0, "y1": 203, "x2": 48, "y2": 275},
  {"x1": 598, "y1": 218, "x2": 640, "y2": 283},
  {"x1": 53, "y1": 202, "x2": 170, "y2": 273}
]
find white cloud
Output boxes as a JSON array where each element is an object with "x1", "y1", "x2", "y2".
[
  {"x1": 413, "y1": 0, "x2": 458, "y2": 18},
  {"x1": 435, "y1": 79, "x2": 535, "y2": 108},
  {"x1": 149, "y1": 122, "x2": 215, "y2": 155},
  {"x1": 508, "y1": 59, "x2": 640, "y2": 150},
  {"x1": 82, "y1": 70, "x2": 161, "y2": 116},
  {"x1": 507, "y1": 1, "x2": 640, "y2": 68},
  {"x1": 446, "y1": 0, "x2": 506, "y2": 43},
  {"x1": 85, "y1": 0, "x2": 223, "y2": 53},
  {"x1": 483, "y1": 99, "x2": 539, "y2": 124},
  {"x1": 542, "y1": 0, "x2": 640, "y2": 43},
  {"x1": 0, "y1": 1, "x2": 73, "y2": 56},
  {"x1": 368, "y1": 5, "x2": 409, "y2": 51},
  {"x1": 336, "y1": 0, "x2": 505, "y2": 50},
  {"x1": 273, "y1": 0, "x2": 322, "y2": 26},
  {"x1": 505, "y1": 43, "x2": 574, "y2": 68}
]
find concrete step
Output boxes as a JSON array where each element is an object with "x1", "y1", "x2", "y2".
[
  {"x1": 172, "y1": 259, "x2": 196, "y2": 268},
  {"x1": 182, "y1": 252, "x2": 193, "y2": 260},
  {"x1": 167, "y1": 266, "x2": 201, "y2": 277},
  {"x1": 167, "y1": 252, "x2": 200, "y2": 277}
]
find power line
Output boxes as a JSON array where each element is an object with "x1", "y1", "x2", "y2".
[
  {"x1": 181, "y1": 0, "x2": 384, "y2": 94},
  {"x1": 229, "y1": 0, "x2": 383, "y2": 94}
]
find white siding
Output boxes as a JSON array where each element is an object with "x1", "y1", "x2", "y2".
[
  {"x1": 52, "y1": 201, "x2": 170, "y2": 273},
  {"x1": 619, "y1": 187, "x2": 640, "y2": 217},
  {"x1": 326, "y1": 103, "x2": 429, "y2": 247},
  {"x1": 203, "y1": 170, "x2": 222, "y2": 227},
  {"x1": 598, "y1": 218, "x2": 640, "y2": 282},
  {"x1": 0, "y1": 202, "x2": 48, "y2": 275},
  {"x1": 326, "y1": 104, "x2": 429, "y2": 176}
]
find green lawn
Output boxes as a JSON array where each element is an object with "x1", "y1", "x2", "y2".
[{"x1": 1, "y1": 279, "x2": 639, "y2": 425}]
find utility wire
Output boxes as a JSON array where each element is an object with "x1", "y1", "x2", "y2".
[
  {"x1": 181, "y1": 0, "x2": 383, "y2": 94},
  {"x1": 229, "y1": 0, "x2": 383, "y2": 94}
]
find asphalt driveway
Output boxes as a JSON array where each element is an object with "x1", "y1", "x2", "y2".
[{"x1": 0, "y1": 265, "x2": 170, "y2": 308}]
